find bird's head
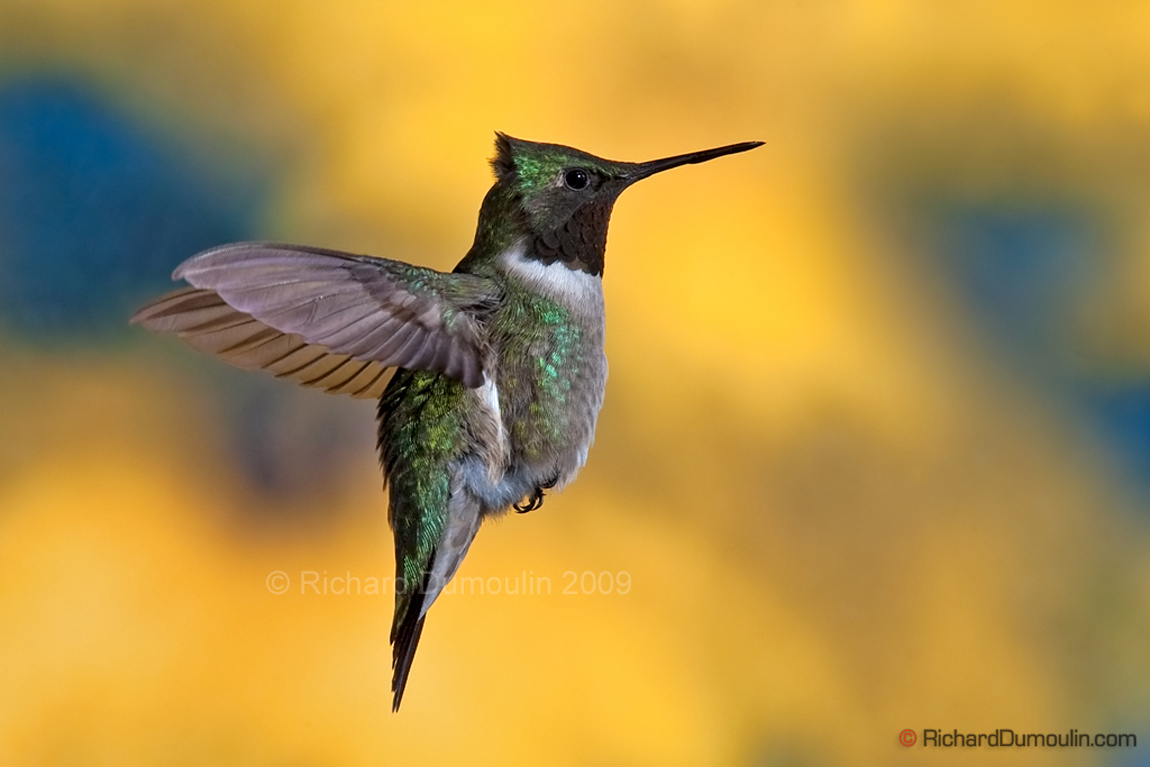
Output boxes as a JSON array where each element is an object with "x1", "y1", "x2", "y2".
[{"x1": 477, "y1": 133, "x2": 762, "y2": 275}]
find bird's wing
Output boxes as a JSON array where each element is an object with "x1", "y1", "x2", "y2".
[
  {"x1": 131, "y1": 287, "x2": 394, "y2": 398},
  {"x1": 131, "y1": 242, "x2": 501, "y2": 391}
]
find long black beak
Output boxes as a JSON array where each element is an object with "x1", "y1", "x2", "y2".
[{"x1": 624, "y1": 141, "x2": 763, "y2": 183}]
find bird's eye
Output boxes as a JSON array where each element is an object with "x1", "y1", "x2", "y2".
[{"x1": 563, "y1": 168, "x2": 590, "y2": 190}]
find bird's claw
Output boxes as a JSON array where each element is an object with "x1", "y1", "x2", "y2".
[
  {"x1": 513, "y1": 475, "x2": 559, "y2": 513},
  {"x1": 514, "y1": 486, "x2": 545, "y2": 513}
]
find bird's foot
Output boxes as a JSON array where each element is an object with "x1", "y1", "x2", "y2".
[
  {"x1": 514, "y1": 487, "x2": 544, "y2": 513},
  {"x1": 513, "y1": 475, "x2": 559, "y2": 514}
]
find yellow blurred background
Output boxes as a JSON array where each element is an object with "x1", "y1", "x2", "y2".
[{"x1": 2, "y1": 0, "x2": 1150, "y2": 764}]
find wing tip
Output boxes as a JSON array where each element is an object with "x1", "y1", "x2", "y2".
[{"x1": 130, "y1": 287, "x2": 188, "y2": 327}]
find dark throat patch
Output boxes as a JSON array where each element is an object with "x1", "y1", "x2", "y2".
[{"x1": 530, "y1": 201, "x2": 612, "y2": 276}]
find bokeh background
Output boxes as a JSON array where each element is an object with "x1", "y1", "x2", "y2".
[{"x1": 2, "y1": 1, "x2": 1150, "y2": 764}]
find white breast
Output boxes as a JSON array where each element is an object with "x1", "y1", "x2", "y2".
[{"x1": 500, "y1": 242, "x2": 605, "y2": 317}]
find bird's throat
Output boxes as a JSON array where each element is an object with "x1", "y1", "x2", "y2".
[{"x1": 530, "y1": 200, "x2": 612, "y2": 276}]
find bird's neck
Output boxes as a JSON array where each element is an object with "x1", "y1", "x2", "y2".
[
  {"x1": 455, "y1": 185, "x2": 525, "y2": 275},
  {"x1": 456, "y1": 186, "x2": 611, "y2": 278}
]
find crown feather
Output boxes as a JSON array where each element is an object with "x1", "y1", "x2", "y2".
[{"x1": 490, "y1": 131, "x2": 517, "y2": 179}]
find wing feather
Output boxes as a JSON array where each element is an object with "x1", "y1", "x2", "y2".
[
  {"x1": 133, "y1": 288, "x2": 392, "y2": 399},
  {"x1": 334, "y1": 363, "x2": 390, "y2": 398},
  {"x1": 132, "y1": 242, "x2": 500, "y2": 392}
]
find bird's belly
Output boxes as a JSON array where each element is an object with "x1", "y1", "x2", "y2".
[
  {"x1": 505, "y1": 338, "x2": 606, "y2": 484},
  {"x1": 457, "y1": 352, "x2": 604, "y2": 514},
  {"x1": 462, "y1": 317, "x2": 606, "y2": 512}
]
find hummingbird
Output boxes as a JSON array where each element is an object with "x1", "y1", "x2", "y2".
[{"x1": 132, "y1": 133, "x2": 762, "y2": 710}]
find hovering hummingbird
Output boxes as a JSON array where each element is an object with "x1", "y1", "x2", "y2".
[{"x1": 132, "y1": 133, "x2": 762, "y2": 710}]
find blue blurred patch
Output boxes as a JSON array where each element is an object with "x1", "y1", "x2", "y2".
[
  {"x1": 1106, "y1": 737, "x2": 1150, "y2": 767},
  {"x1": 0, "y1": 77, "x2": 373, "y2": 504},
  {"x1": 1083, "y1": 387, "x2": 1150, "y2": 488},
  {"x1": 929, "y1": 202, "x2": 1150, "y2": 490},
  {"x1": 0, "y1": 78, "x2": 262, "y2": 334},
  {"x1": 932, "y1": 204, "x2": 1092, "y2": 367}
]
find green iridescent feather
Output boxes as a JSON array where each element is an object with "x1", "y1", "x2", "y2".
[{"x1": 378, "y1": 370, "x2": 468, "y2": 617}]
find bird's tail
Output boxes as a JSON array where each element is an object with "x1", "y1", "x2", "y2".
[
  {"x1": 389, "y1": 489, "x2": 482, "y2": 711},
  {"x1": 391, "y1": 568, "x2": 431, "y2": 711}
]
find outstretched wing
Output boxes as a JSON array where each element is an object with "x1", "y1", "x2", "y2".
[
  {"x1": 131, "y1": 242, "x2": 500, "y2": 391},
  {"x1": 132, "y1": 287, "x2": 395, "y2": 398}
]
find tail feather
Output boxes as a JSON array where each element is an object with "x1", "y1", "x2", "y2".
[
  {"x1": 383, "y1": 456, "x2": 483, "y2": 711},
  {"x1": 391, "y1": 599, "x2": 427, "y2": 711},
  {"x1": 391, "y1": 562, "x2": 432, "y2": 712}
]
